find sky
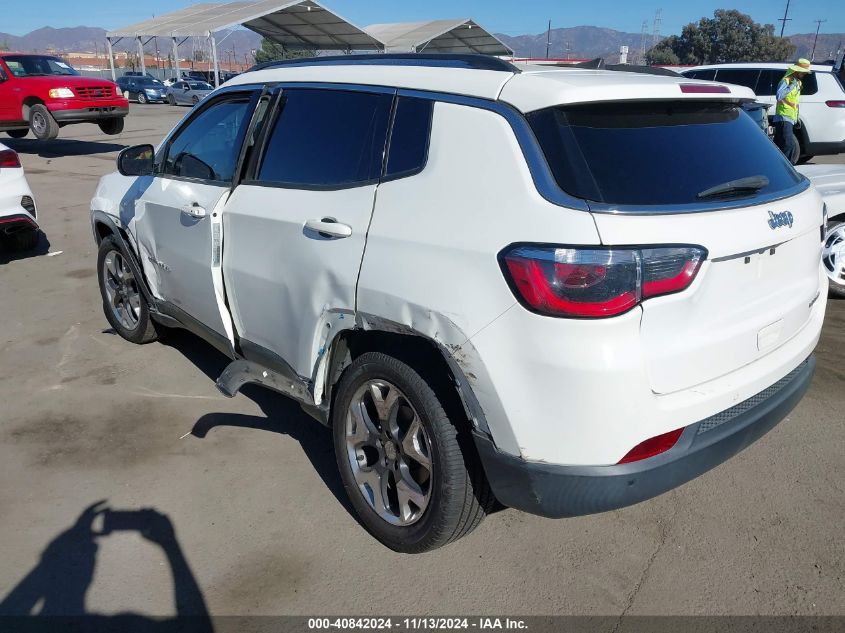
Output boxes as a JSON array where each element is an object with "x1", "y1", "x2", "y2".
[{"x1": 3, "y1": 0, "x2": 844, "y2": 37}]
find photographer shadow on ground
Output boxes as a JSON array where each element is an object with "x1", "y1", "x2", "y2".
[
  {"x1": 3, "y1": 138, "x2": 128, "y2": 159},
  {"x1": 0, "y1": 501, "x2": 213, "y2": 633},
  {"x1": 0, "y1": 230, "x2": 51, "y2": 265}
]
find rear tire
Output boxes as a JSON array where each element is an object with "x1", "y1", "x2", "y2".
[
  {"x1": 823, "y1": 219, "x2": 845, "y2": 298},
  {"x1": 96, "y1": 236, "x2": 159, "y2": 344},
  {"x1": 6, "y1": 129, "x2": 28, "y2": 139},
  {"x1": 138, "y1": 93, "x2": 147, "y2": 104},
  {"x1": 191, "y1": 95, "x2": 199, "y2": 106},
  {"x1": 98, "y1": 118, "x2": 124, "y2": 135},
  {"x1": 333, "y1": 352, "x2": 494, "y2": 553},
  {"x1": 2, "y1": 228, "x2": 39, "y2": 252},
  {"x1": 29, "y1": 104, "x2": 59, "y2": 141}
]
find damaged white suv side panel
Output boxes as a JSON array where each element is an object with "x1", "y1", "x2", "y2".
[{"x1": 90, "y1": 55, "x2": 826, "y2": 553}]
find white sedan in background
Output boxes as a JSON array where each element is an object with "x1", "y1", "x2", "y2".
[{"x1": 0, "y1": 143, "x2": 39, "y2": 252}]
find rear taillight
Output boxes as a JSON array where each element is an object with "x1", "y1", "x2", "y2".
[
  {"x1": 0, "y1": 149, "x2": 21, "y2": 168},
  {"x1": 618, "y1": 428, "x2": 684, "y2": 464},
  {"x1": 501, "y1": 245, "x2": 706, "y2": 318},
  {"x1": 825, "y1": 100, "x2": 845, "y2": 108}
]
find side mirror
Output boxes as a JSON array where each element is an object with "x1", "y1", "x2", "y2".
[
  {"x1": 0, "y1": 69, "x2": 7, "y2": 83},
  {"x1": 118, "y1": 144, "x2": 154, "y2": 177},
  {"x1": 183, "y1": 85, "x2": 190, "y2": 91}
]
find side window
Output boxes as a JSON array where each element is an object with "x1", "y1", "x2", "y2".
[
  {"x1": 385, "y1": 97, "x2": 434, "y2": 179},
  {"x1": 162, "y1": 96, "x2": 253, "y2": 183},
  {"x1": 801, "y1": 74, "x2": 818, "y2": 96},
  {"x1": 714, "y1": 69, "x2": 760, "y2": 90},
  {"x1": 256, "y1": 88, "x2": 392, "y2": 188},
  {"x1": 686, "y1": 69, "x2": 716, "y2": 81},
  {"x1": 754, "y1": 70, "x2": 783, "y2": 96}
]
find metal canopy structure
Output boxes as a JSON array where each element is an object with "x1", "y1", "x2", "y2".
[
  {"x1": 364, "y1": 19, "x2": 513, "y2": 55},
  {"x1": 105, "y1": 0, "x2": 381, "y2": 85}
]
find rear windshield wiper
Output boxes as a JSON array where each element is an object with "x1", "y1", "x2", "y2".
[{"x1": 697, "y1": 175, "x2": 769, "y2": 200}]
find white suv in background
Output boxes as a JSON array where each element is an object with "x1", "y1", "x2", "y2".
[
  {"x1": 680, "y1": 62, "x2": 845, "y2": 162},
  {"x1": 90, "y1": 55, "x2": 826, "y2": 552},
  {"x1": 0, "y1": 142, "x2": 39, "y2": 252}
]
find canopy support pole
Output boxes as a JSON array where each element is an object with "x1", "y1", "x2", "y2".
[
  {"x1": 211, "y1": 34, "x2": 220, "y2": 88},
  {"x1": 107, "y1": 38, "x2": 116, "y2": 81},
  {"x1": 137, "y1": 37, "x2": 146, "y2": 75},
  {"x1": 173, "y1": 38, "x2": 180, "y2": 79}
]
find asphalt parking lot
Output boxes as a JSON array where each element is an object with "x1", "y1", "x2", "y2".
[{"x1": 0, "y1": 104, "x2": 843, "y2": 619}]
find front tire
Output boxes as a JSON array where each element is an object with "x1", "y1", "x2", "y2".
[
  {"x1": 167, "y1": 94, "x2": 176, "y2": 105},
  {"x1": 6, "y1": 129, "x2": 28, "y2": 139},
  {"x1": 191, "y1": 95, "x2": 199, "y2": 106},
  {"x1": 98, "y1": 118, "x2": 124, "y2": 135},
  {"x1": 333, "y1": 352, "x2": 493, "y2": 553},
  {"x1": 97, "y1": 236, "x2": 159, "y2": 344},
  {"x1": 29, "y1": 104, "x2": 59, "y2": 141},
  {"x1": 823, "y1": 219, "x2": 845, "y2": 298}
]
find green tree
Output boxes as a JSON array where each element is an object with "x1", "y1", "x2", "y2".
[
  {"x1": 253, "y1": 38, "x2": 316, "y2": 64},
  {"x1": 646, "y1": 9, "x2": 795, "y2": 65}
]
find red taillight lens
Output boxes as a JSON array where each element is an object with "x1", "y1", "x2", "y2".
[
  {"x1": 502, "y1": 245, "x2": 706, "y2": 318},
  {"x1": 0, "y1": 149, "x2": 21, "y2": 168},
  {"x1": 825, "y1": 100, "x2": 845, "y2": 108},
  {"x1": 680, "y1": 83, "x2": 730, "y2": 94},
  {"x1": 618, "y1": 428, "x2": 684, "y2": 464}
]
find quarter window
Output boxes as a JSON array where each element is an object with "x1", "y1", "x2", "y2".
[
  {"x1": 385, "y1": 97, "x2": 434, "y2": 178},
  {"x1": 755, "y1": 69, "x2": 819, "y2": 96},
  {"x1": 162, "y1": 96, "x2": 252, "y2": 183},
  {"x1": 256, "y1": 88, "x2": 392, "y2": 188}
]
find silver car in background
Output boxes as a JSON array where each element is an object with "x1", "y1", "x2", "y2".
[{"x1": 166, "y1": 81, "x2": 214, "y2": 107}]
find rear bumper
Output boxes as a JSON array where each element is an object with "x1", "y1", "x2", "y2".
[
  {"x1": 474, "y1": 356, "x2": 815, "y2": 518},
  {"x1": 0, "y1": 212, "x2": 39, "y2": 233},
  {"x1": 50, "y1": 105, "x2": 129, "y2": 123}
]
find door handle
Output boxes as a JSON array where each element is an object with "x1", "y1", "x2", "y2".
[
  {"x1": 304, "y1": 218, "x2": 352, "y2": 239},
  {"x1": 181, "y1": 203, "x2": 207, "y2": 218}
]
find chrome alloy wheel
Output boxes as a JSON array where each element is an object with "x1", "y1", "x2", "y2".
[
  {"x1": 345, "y1": 380, "x2": 434, "y2": 526},
  {"x1": 31, "y1": 111, "x2": 48, "y2": 136},
  {"x1": 102, "y1": 250, "x2": 141, "y2": 330},
  {"x1": 823, "y1": 223, "x2": 845, "y2": 288}
]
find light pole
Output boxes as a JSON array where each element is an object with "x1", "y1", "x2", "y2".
[
  {"x1": 811, "y1": 19, "x2": 827, "y2": 61},
  {"x1": 778, "y1": 0, "x2": 792, "y2": 38}
]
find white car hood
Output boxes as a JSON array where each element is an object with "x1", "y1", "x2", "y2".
[{"x1": 796, "y1": 164, "x2": 845, "y2": 217}]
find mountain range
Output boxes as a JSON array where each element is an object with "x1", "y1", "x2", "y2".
[{"x1": 1, "y1": 25, "x2": 842, "y2": 63}]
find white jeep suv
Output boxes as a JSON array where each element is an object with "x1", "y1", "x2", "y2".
[
  {"x1": 680, "y1": 62, "x2": 845, "y2": 162},
  {"x1": 90, "y1": 54, "x2": 826, "y2": 552}
]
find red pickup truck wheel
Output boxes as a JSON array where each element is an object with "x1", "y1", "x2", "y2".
[
  {"x1": 29, "y1": 104, "x2": 60, "y2": 141},
  {"x1": 98, "y1": 118, "x2": 125, "y2": 135}
]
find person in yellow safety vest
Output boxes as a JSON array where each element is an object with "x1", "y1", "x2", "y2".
[{"x1": 772, "y1": 58, "x2": 812, "y2": 164}]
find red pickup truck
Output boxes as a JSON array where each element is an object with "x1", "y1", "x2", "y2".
[{"x1": 0, "y1": 53, "x2": 129, "y2": 141}]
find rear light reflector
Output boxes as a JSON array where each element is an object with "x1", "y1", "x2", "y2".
[
  {"x1": 680, "y1": 83, "x2": 730, "y2": 94},
  {"x1": 0, "y1": 149, "x2": 21, "y2": 168},
  {"x1": 618, "y1": 428, "x2": 684, "y2": 464},
  {"x1": 501, "y1": 245, "x2": 705, "y2": 318},
  {"x1": 21, "y1": 196, "x2": 36, "y2": 218},
  {"x1": 825, "y1": 100, "x2": 845, "y2": 108}
]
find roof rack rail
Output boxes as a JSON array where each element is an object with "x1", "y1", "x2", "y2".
[
  {"x1": 248, "y1": 53, "x2": 521, "y2": 74},
  {"x1": 571, "y1": 58, "x2": 681, "y2": 77}
]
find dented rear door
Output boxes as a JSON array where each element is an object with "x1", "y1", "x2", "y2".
[{"x1": 222, "y1": 86, "x2": 394, "y2": 379}]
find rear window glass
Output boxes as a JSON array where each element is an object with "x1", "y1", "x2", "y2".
[
  {"x1": 257, "y1": 88, "x2": 392, "y2": 187},
  {"x1": 527, "y1": 101, "x2": 803, "y2": 207},
  {"x1": 683, "y1": 69, "x2": 716, "y2": 81},
  {"x1": 714, "y1": 68, "x2": 760, "y2": 90}
]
